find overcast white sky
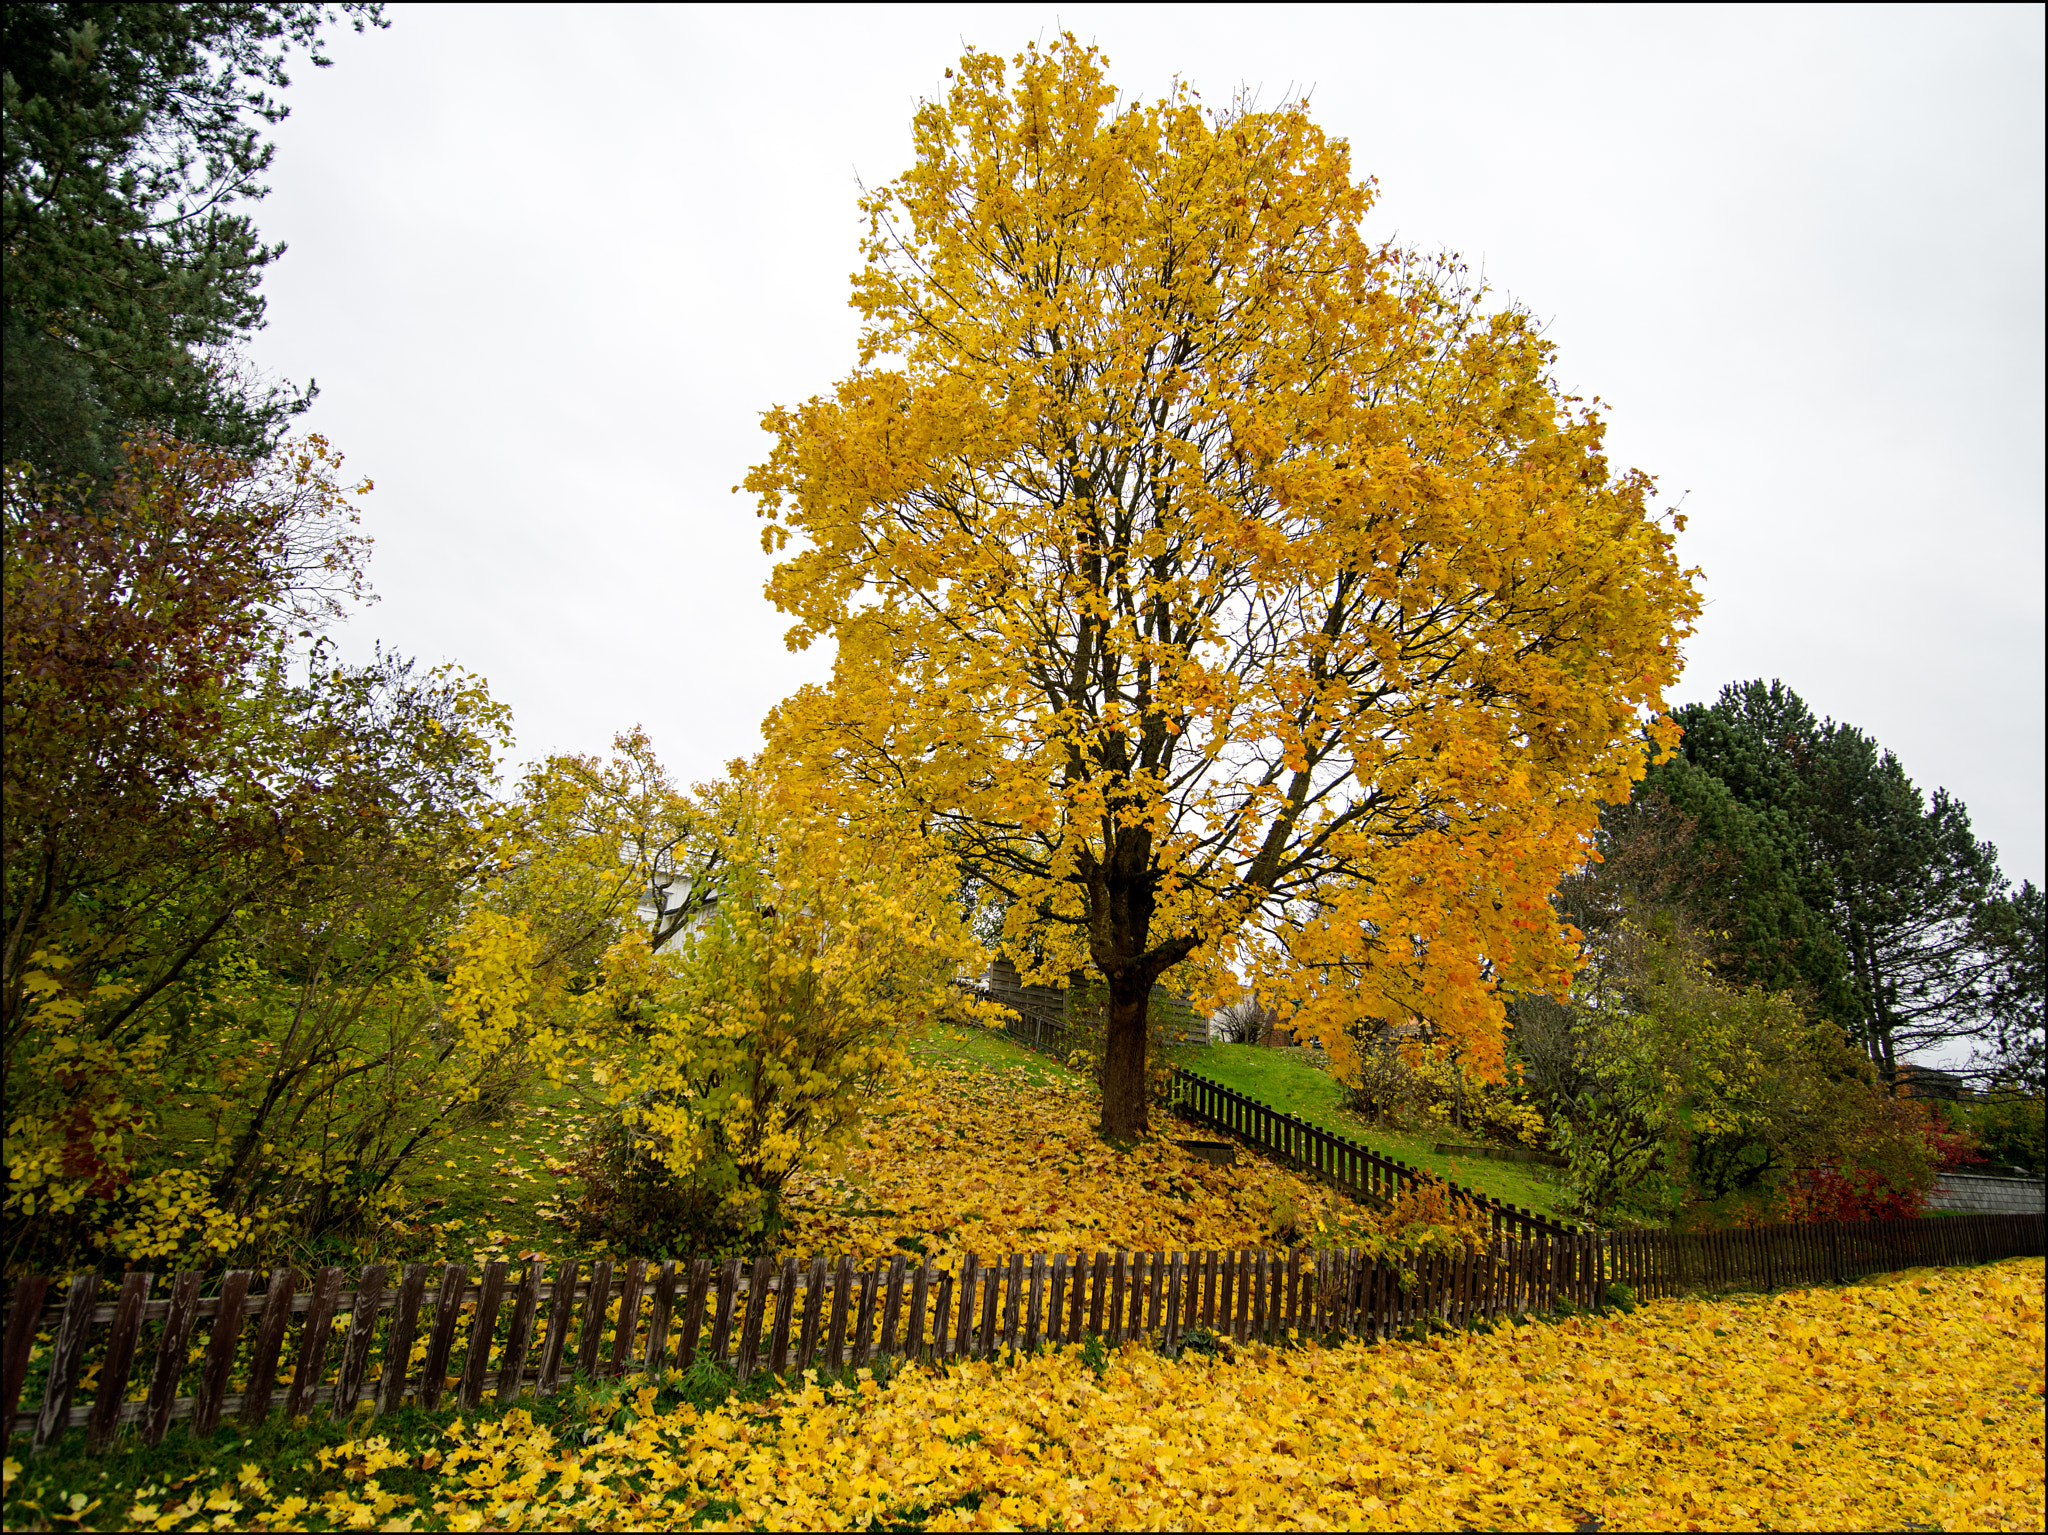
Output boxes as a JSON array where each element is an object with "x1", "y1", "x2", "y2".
[{"x1": 245, "y1": 2, "x2": 2045, "y2": 889}]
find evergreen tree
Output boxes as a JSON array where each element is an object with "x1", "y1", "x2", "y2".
[
  {"x1": 1, "y1": 2, "x2": 386, "y2": 480},
  {"x1": 1658, "y1": 680, "x2": 2014, "y2": 1086}
]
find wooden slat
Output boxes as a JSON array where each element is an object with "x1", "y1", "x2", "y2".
[
  {"x1": 1147, "y1": 1250, "x2": 1165, "y2": 1338},
  {"x1": 706, "y1": 1259, "x2": 740, "y2": 1369},
  {"x1": 419, "y1": 1263, "x2": 468, "y2": 1410},
  {"x1": 610, "y1": 1260, "x2": 648, "y2": 1378},
  {"x1": 141, "y1": 1271, "x2": 203, "y2": 1447},
  {"x1": 375, "y1": 1265, "x2": 426, "y2": 1415},
  {"x1": 334, "y1": 1264, "x2": 387, "y2": 1416},
  {"x1": 880, "y1": 1255, "x2": 907, "y2": 1358},
  {"x1": 1048, "y1": 1255, "x2": 1068, "y2": 1346},
  {"x1": 536, "y1": 1260, "x2": 579, "y2": 1398},
  {"x1": 1107, "y1": 1252, "x2": 1127, "y2": 1345},
  {"x1": 852, "y1": 1261, "x2": 880, "y2": 1369},
  {"x1": 576, "y1": 1260, "x2": 613, "y2": 1382},
  {"x1": 289, "y1": 1267, "x2": 345, "y2": 1420},
  {"x1": 460, "y1": 1252, "x2": 507, "y2": 1416},
  {"x1": 3, "y1": 1275, "x2": 51, "y2": 1443},
  {"x1": 641, "y1": 1261, "x2": 679, "y2": 1378},
  {"x1": 909, "y1": 1260, "x2": 933, "y2": 1358},
  {"x1": 498, "y1": 1260, "x2": 544, "y2": 1404},
  {"x1": 677, "y1": 1259, "x2": 711, "y2": 1371},
  {"x1": 190, "y1": 1270, "x2": 249, "y2": 1440},
  {"x1": 976, "y1": 1258, "x2": 1000, "y2": 1358},
  {"x1": 86, "y1": 1273, "x2": 151, "y2": 1451},
  {"x1": 1024, "y1": 1256, "x2": 1044, "y2": 1352},
  {"x1": 826, "y1": 1255, "x2": 855, "y2": 1369},
  {"x1": 241, "y1": 1268, "x2": 298, "y2": 1424},
  {"x1": 796, "y1": 1256, "x2": 827, "y2": 1369},
  {"x1": 1000, "y1": 1255, "x2": 1023, "y2": 1353},
  {"x1": 953, "y1": 1257, "x2": 978, "y2": 1359},
  {"x1": 34, "y1": 1271, "x2": 102, "y2": 1453},
  {"x1": 737, "y1": 1256, "x2": 773, "y2": 1381},
  {"x1": 1087, "y1": 1253, "x2": 1108, "y2": 1338},
  {"x1": 1163, "y1": 1252, "x2": 1184, "y2": 1351},
  {"x1": 1068, "y1": 1251, "x2": 1088, "y2": 1342},
  {"x1": 930, "y1": 1271, "x2": 954, "y2": 1358},
  {"x1": 769, "y1": 1257, "x2": 800, "y2": 1376}
]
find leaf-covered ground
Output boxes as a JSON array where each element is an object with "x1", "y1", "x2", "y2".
[
  {"x1": 7, "y1": 1259, "x2": 2040, "y2": 1531},
  {"x1": 781, "y1": 1048, "x2": 1372, "y2": 1266}
]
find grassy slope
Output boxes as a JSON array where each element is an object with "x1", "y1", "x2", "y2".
[{"x1": 1169, "y1": 1041, "x2": 1573, "y2": 1220}]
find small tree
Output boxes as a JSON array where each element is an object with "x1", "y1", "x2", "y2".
[
  {"x1": 1213, "y1": 996, "x2": 1279, "y2": 1046},
  {"x1": 567, "y1": 760, "x2": 984, "y2": 1253}
]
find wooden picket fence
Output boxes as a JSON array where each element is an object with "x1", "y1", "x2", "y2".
[
  {"x1": 6, "y1": 1211, "x2": 2041, "y2": 1456},
  {"x1": 1171, "y1": 1069, "x2": 1577, "y2": 1244}
]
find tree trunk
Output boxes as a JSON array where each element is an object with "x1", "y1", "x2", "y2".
[{"x1": 1100, "y1": 974, "x2": 1152, "y2": 1142}]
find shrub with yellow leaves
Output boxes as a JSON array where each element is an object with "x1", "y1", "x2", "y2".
[{"x1": 563, "y1": 761, "x2": 988, "y2": 1256}]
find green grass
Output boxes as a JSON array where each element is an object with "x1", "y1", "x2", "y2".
[
  {"x1": 1168, "y1": 1042, "x2": 1574, "y2": 1221},
  {"x1": 399, "y1": 1067, "x2": 597, "y2": 1267},
  {"x1": 907, "y1": 1020, "x2": 1082, "y2": 1088}
]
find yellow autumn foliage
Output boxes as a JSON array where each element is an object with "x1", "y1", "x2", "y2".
[
  {"x1": 33, "y1": 1258, "x2": 2037, "y2": 1532},
  {"x1": 562, "y1": 760, "x2": 992, "y2": 1248},
  {"x1": 749, "y1": 35, "x2": 1702, "y2": 1140}
]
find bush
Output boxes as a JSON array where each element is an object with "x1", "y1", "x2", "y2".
[
  {"x1": 1213, "y1": 997, "x2": 1280, "y2": 1046},
  {"x1": 1968, "y1": 1094, "x2": 2046, "y2": 1175},
  {"x1": 567, "y1": 759, "x2": 983, "y2": 1253},
  {"x1": 560, "y1": 1099, "x2": 773, "y2": 1260},
  {"x1": 1337, "y1": 1031, "x2": 1548, "y2": 1148}
]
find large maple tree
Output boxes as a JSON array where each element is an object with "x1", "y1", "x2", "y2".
[{"x1": 748, "y1": 38, "x2": 1700, "y2": 1138}]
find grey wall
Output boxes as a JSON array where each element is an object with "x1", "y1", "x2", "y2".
[
  {"x1": 1928, "y1": 1173, "x2": 2047, "y2": 1216},
  {"x1": 985, "y1": 957, "x2": 1208, "y2": 1046}
]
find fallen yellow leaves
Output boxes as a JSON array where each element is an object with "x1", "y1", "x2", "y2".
[
  {"x1": 779, "y1": 1058, "x2": 1372, "y2": 1268},
  {"x1": 109, "y1": 1257, "x2": 2044, "y2": 1531}
]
